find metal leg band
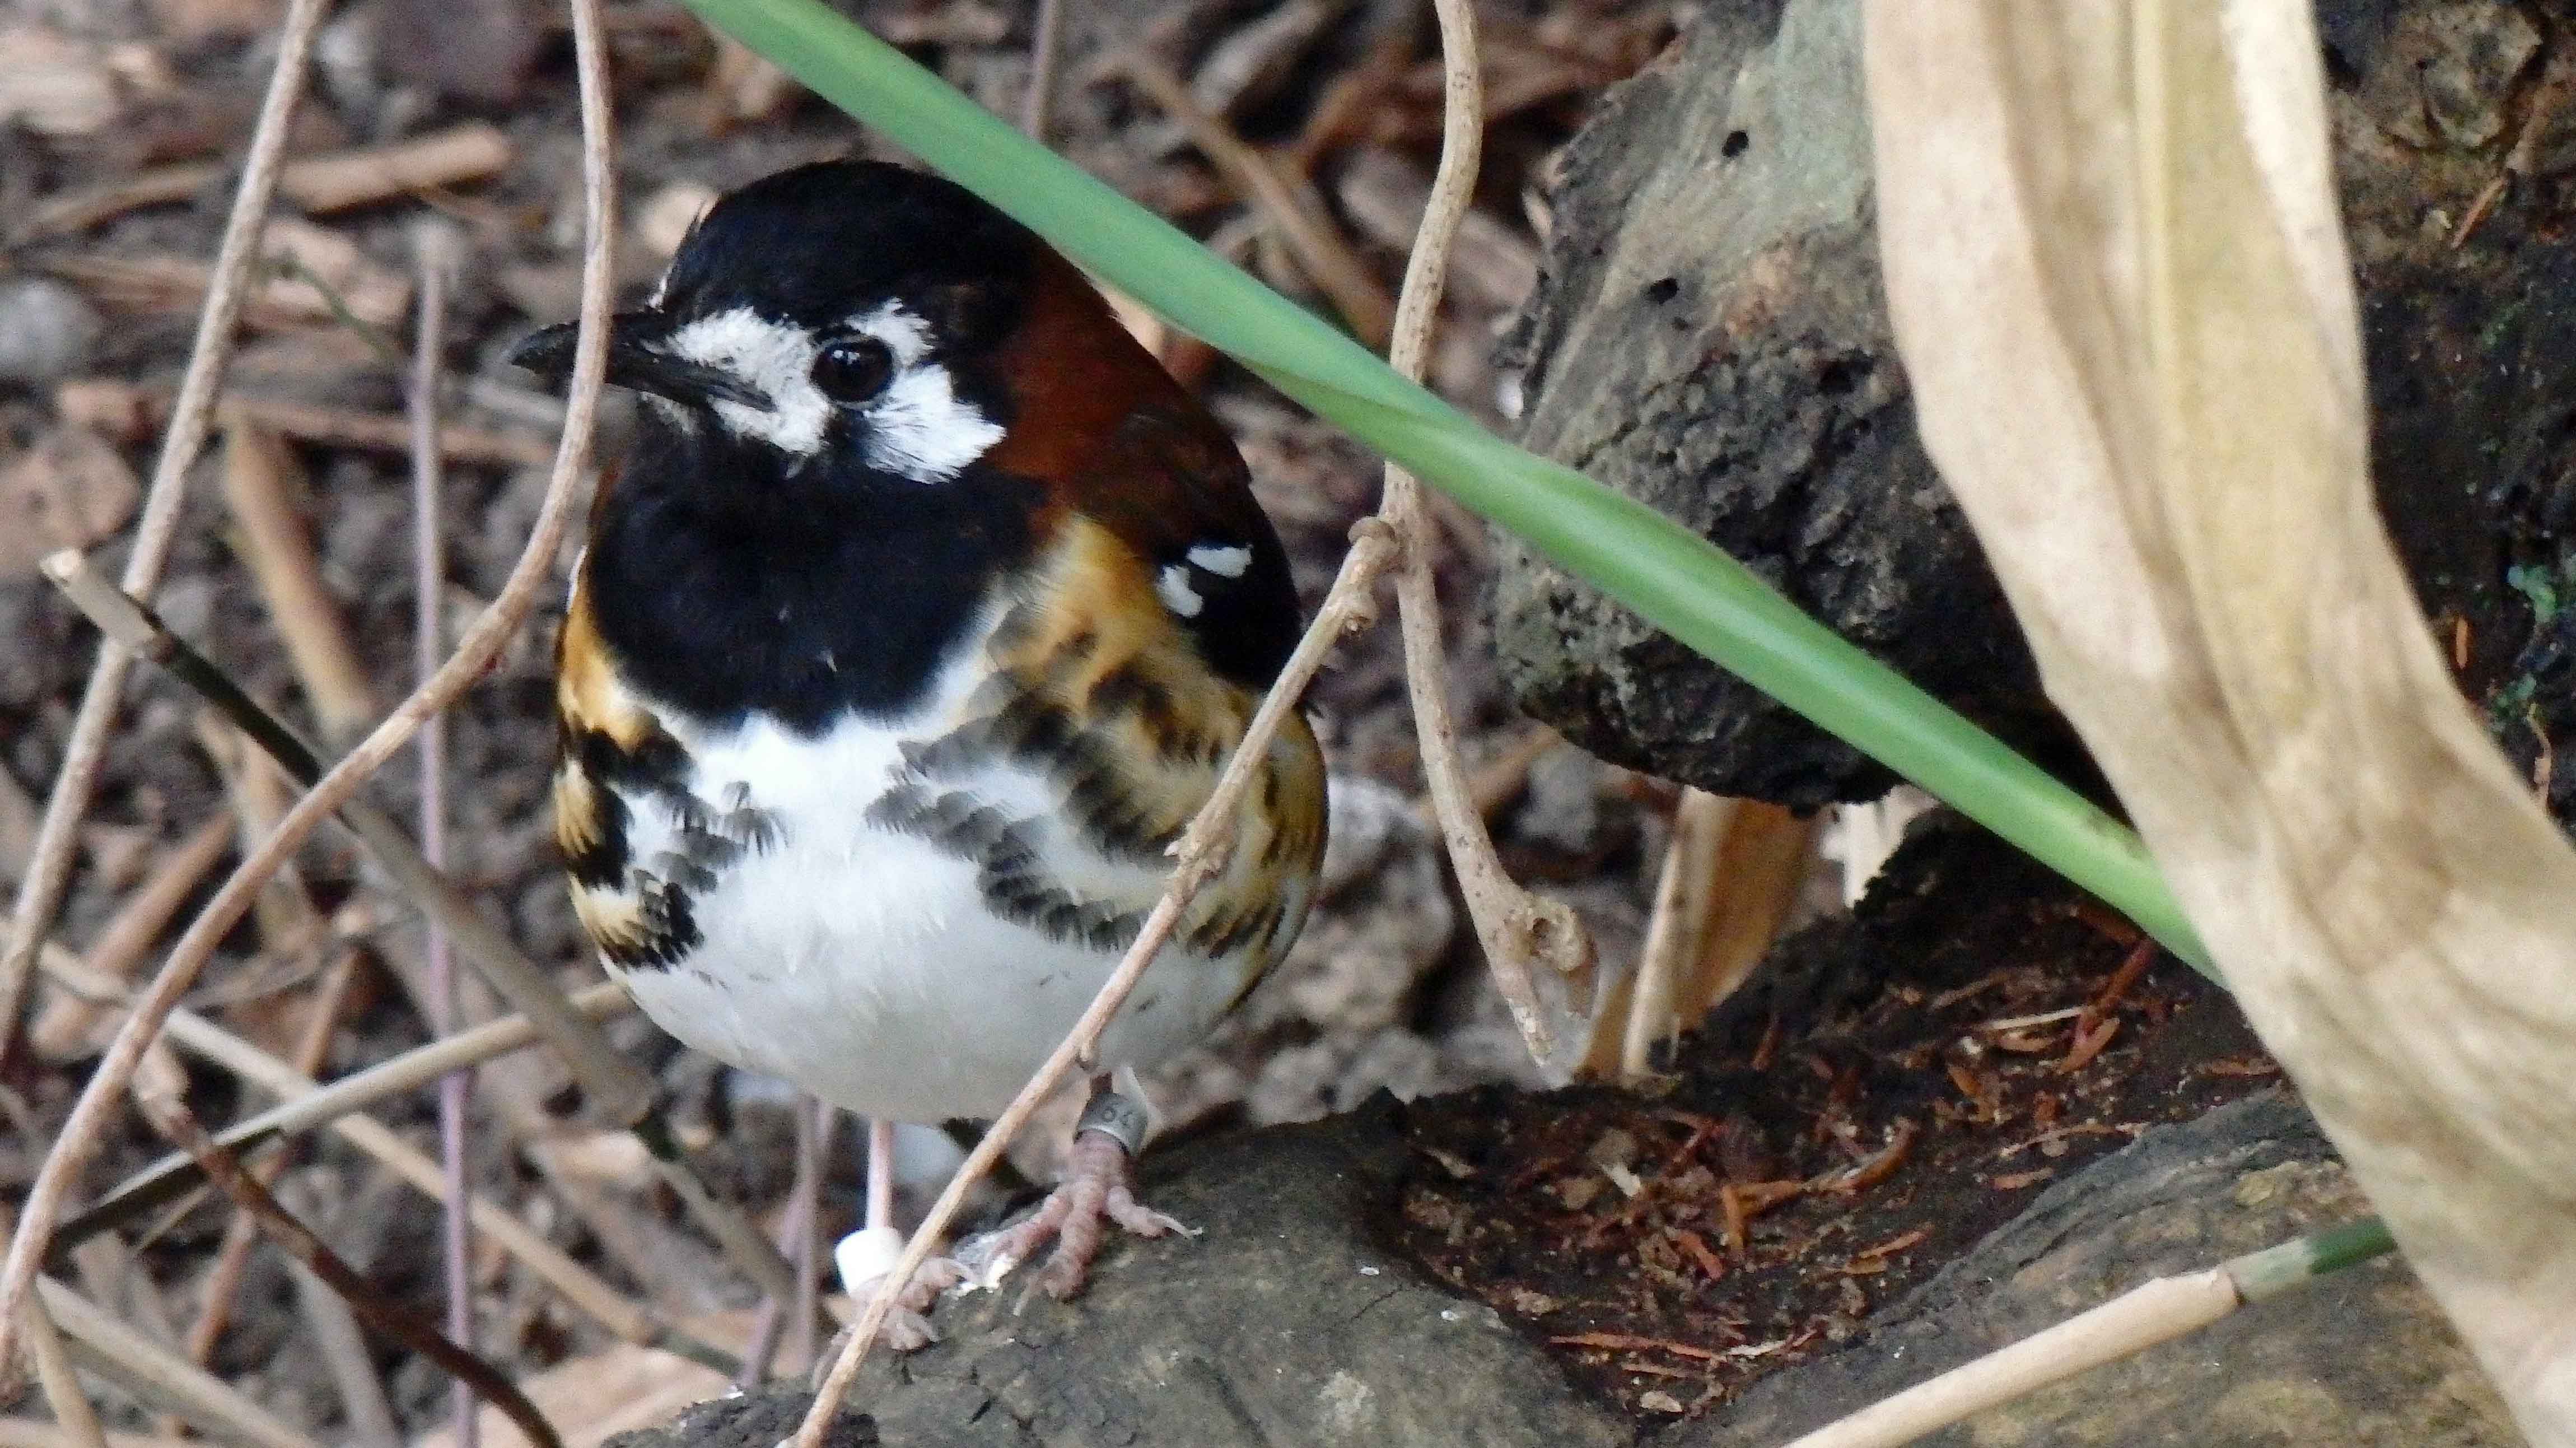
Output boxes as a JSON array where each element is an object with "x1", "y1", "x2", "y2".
[{"x1": 1074, "y1": 1090, "x2": 1150, "y2": 1156}]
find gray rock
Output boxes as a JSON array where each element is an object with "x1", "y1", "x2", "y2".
[
  {"x1": 0, "y1": 278, "x2": 104, "y2": 386},
  {"x1": 1496, "y1": 0, "x2": 2576, "y2": 812},
  {"x1": 617, "y1": 1093, "x2": 2508, "y2": 1448},
  {"x1": 836, "y1": 1099, "x2": 1634, "y2": 1448},
  {"x1": 1664, "y1": 1094, "x2": 2517, "y2": 1447},
  {"x1": 610, "y1": 1388, "x2": 879, "y2": 1448}
]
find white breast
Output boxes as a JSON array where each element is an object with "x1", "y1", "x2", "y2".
[{"x1": 600, "y1": 635, "x2": 1254, "y2": 1123}]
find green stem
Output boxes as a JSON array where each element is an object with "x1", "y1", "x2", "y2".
[{"x1": 2226, "y1": 1217, "x2": 2399, "y2": 1301}]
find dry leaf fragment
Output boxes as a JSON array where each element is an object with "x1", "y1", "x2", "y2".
[
  {"x1": 870, "y1": 1, "x2": 1007, "y2": 46},
  {"x1": 147, "y1": 0, "x2": 286, "y2": 44},
  {"x1": 0, "y1": 27, "x2": 169, "y2": 137},
  {"x1": 48, "y1": 215, "x2": 410, "y2": 333},
  {"x1": 0, "y1": 428, "x2": 139, "y2": 580},
  {"x1": 540, "y1": 1130, "x2": 655, "y2": 1188},
  {"x1": 274, "y1": 123, "x2": 515, "y2": 213},
  {"x1": 707, "y1": 33, "x2": 796, "y2": 125},
  {"x1": 634, "y1": 182, "x2": 718, "y2": 262}
]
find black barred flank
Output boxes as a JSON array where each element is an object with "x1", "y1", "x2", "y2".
[
  {"x1": 897, "y1": 688, "x2": 1184, "y2": 868},
  {"x1": 869, "y1": 779, "x2": 1146, "y2": 953},
  {"x1": 603, "y1": 878, "x2": 702, "y2": 969},
  {"x1": 567, "y1": 727, "x2": 776, "y2": 974}
]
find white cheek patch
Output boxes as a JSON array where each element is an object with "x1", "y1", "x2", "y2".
[
  {"x1": 659, "y1": 302, "x2": 1004, "y2": 481},
  {"x1": 847, "y1": 304, "x2": 1004, "y2": 484},
  {"x1": 666, "y1": 308, "x2": 830, "y2": 455}
]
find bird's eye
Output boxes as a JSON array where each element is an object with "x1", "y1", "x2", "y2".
[{"x1": 811, "y1": 337, "x2": 895, "y2": 404}]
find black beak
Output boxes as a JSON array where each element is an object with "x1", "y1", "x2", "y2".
[{"x1": 507, "y1": 314, "x2": 771, "y2": 411}]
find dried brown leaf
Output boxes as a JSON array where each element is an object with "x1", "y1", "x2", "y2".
[{"x1": 0, "y1": 429, "x2": 139, "y2": 580}]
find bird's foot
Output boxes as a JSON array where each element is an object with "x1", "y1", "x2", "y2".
[
  {"x1": 953, "y1": 1111, "x2": 1193, "y2": 1301},
  {"x1": 826, "y1": 1224, "x2": 968, "y2": 1358}
]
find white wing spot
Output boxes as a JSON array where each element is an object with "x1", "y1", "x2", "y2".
[
  {"x1": 1156, "y1": 565, "x2": 1205, "y2": 618},
  {"x1": 1186, "y1": 543, "x2": 1253, "y2": 578}
]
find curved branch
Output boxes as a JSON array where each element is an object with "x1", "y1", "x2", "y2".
[{"x1": 1375, "y1": 0, "x2": 1595, "y2": 1072}]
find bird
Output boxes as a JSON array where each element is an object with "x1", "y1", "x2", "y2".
[{"x1": 508, "y1": 159, "x2": 1328, "y2": 1347}]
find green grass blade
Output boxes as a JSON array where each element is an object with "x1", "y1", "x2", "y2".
[{"x1": 676, "y1": 0, "x2": 2214, "y2": 976}]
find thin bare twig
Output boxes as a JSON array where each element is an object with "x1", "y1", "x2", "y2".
[
  {"x1": 2451, "y1": 46, "x2": 2576, "y2": 250},
  {"x1": 0, "y1": 770, "x2": 39, "y2": 882},
  {"x1": 0, "y1": 1420, "x2": 193, "y2": 1448},
  {"x1": 79, "y1": 979, "x2": 634, "y2": 1232},
  {"x1": 0, "y1": 0, "x2": 614, "y2": 1360},
  {"x1": 133, "y1": 1090, "x2": 562, "y2": 1448},
  {"x1": 24, "y1": 817, "x2": 231, "y2": 1063},
  {"x1": 736, "y1": 1099, "x2": 828, "y2": 1387},
  {"x1": 1418, "y1": 723, "x2": 1560, "y2": 828},
  {"x1": 22, "y1": 935, "x2": 734, "y2": 1371},
  {"x1": 1605, "y1": 794, "x2": 1810, "y2": 1076},
  {"x1": 272, "y1": 1176, "x2": 400, "y2": 1448},
  {"x1": 787, "y1": 1100, "x2": 827, "y2": 1373},
  {"x1": 269, "y1": 123, "x2": 516, "y2": 214},
  {"x1": 1608, "y1": 789, "x2": 1732, "y2": 1078},
  {"x1": 19, "y1": 1292, "x2": 107, "y2": 1448},
  {"x1": 38, "y1": 1279, "x2": 322, "y2": 1448},
  {"x1": 193, "y1": 714, "x2": 331, "y2": 981},
  {"x1": 1780, "y1": 1272, "x2": 2240, "y2": 1448},
  {"x1": 796, "y1": 520, "x2": 1400, "y2": 1444},
  {"x1": 1375, "y1": 0, "x2": 1593, "y2": 1072},
  {"x1": 12, "y1": 123, "x2": 515, "y2": 241},
  {"x1": 1116, "y1": 53, "x2": 1396, "y2": 347},
  {"x1": 1020, "y1": 0, "x2": 1067, "y2": 141},
  {"x1": 63, "y1": 382, "x2": 557, "y2": 469},
  {"x1": 217, "y1": 420, "x2": 379, "y2": 746},
  {"x1": 409, "y1": 217, "x2": 482, "y2": 1448},
  {"x1": 632, "y1": 1114, "x2": 808, "y2": 1308},
  {"x1": 179, "y1": 945, "x2": 363, "y2": 1368},
  {"x1": 0, "y1": 0, "x2": 334, "y2": 1087}
]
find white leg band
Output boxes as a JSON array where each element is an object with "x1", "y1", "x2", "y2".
[{"x1": 834, "y1": 1223, "x2": 905, "y2": 1295}]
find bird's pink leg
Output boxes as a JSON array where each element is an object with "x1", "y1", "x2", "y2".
[
  {"x1": 829, "y1": 1116, "x2": 965, "y2": 1354},
  {"x1": 956, "y1": 1077, "x2": 1192, "y2": 1300}
]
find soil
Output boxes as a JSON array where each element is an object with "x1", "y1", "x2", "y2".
[{"x1": 1389, "y1": 821, "x2": 2280, "y2": 1421}]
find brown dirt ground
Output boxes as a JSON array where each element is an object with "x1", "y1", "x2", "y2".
[{"x1": 1387, "y1": 822, "x2": 2281, "y2": 1422}]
